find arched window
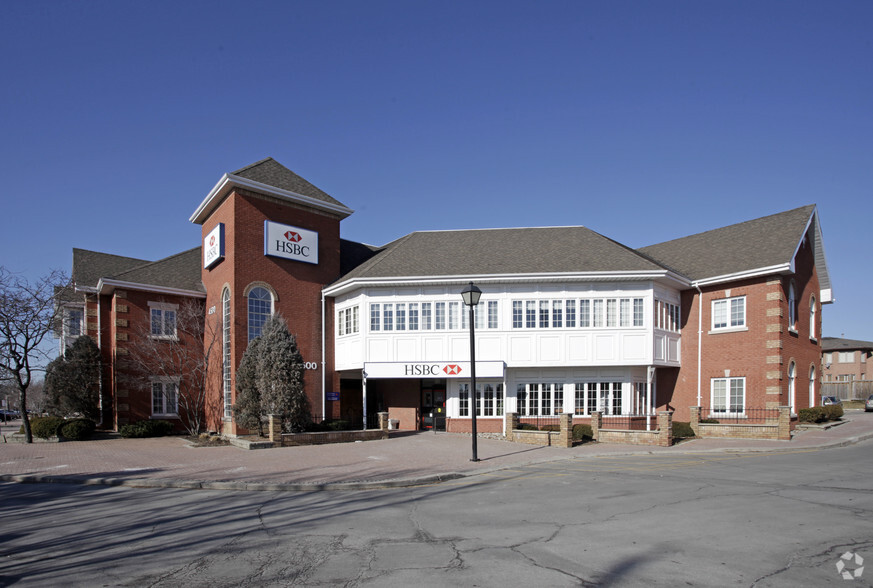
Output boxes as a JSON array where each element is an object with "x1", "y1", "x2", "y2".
[
  {"x1": 788, "y1": 281, "x2": 797, "y2": 330},
  {"x1": 809, "y1": 296, "x2": 817, "y2": 339},
  {"x1": 247, "y1": 286, "x2": 273, "y2": 341},
  {"x1": 809, "y1": 364, "x2": 816, "y2": 409},
  {"x1": 788, "y1": 361, "x2": 796, "y2": 413},
  {"x1": 222, "y1": 288, "x2": 232, "y2": 419}
]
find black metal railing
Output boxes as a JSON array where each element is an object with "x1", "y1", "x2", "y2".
[
  {"x1": 698, "y1": 407, "x2": 780, "y2": 425},
  {"x1": 516, "y1": 415, "x2": 561, "y2": 431}
]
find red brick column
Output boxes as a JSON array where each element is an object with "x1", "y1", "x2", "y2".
[
  {"x1": 591, "y1": 411, "x2": 602, "y2": 442},
  {"x1": 658, "y1": 411, "x2": 673, "y2": 447}
]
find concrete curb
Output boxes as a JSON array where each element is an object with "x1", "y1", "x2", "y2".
[{"x1": 2, "y1": 427, "x2": 871, "y2": 493}]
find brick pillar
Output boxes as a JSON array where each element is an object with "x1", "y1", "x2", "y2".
[
  {"x1": 558, "y1": 413, "x2": 573, "y2": 448},
  {"x1": 505, "y1": 412, "x2": 518, "y2": 442},
  {"x1": 689, "y1": 406, "x2": 700, "y2": 437},
  {"x1": 777, "y1": 405, "x2": 791, "y2": 441},
  {"x1": 658, "y1": 411, "x2": 673, "y2": 447},
  {"x1": 377, "y1": 411, "x2": 389, "y2": 431},
  {"x1": 591, "y1": 411, "x2": 602, "y2": 442},
  {"x1": 268, "y1": 415, "x2": 282, "y2": 443}
]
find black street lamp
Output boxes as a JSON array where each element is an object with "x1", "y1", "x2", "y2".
[{"x1": 461, "y1": 281, "x2": 482, "y2": 462}]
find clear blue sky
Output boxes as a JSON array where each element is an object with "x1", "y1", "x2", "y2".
[{"x1": 2, "y1": 1, "x2": 871, "y2": 342}]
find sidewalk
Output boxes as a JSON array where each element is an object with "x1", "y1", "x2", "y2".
[{"x1": 2, "y1": 412, "x2": 871, "y2": 492}]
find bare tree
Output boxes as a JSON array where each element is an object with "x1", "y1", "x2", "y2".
[
  {"x1": 0, "y1": 267, "x2": 69, "y2": 443},
  {"x1": 127, "y1": 298, "x2": 219, "y2": 436}
]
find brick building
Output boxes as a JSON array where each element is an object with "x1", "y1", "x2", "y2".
[{"x1": 60, "y1": 158, "x2": 833, "y2": 434}]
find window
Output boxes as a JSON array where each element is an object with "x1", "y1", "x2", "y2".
[
  {"x1": 712, "y1": 296, "x2": 745, "y2": 330},
  {"x1": 579, "y1": 300, "x2": 590, "y2": 327},
  {"x1": 525, "y1": 301, "x2": 536, "y2": 328},
  {"x1": 539, "y1": 300, "x2": 549, "y2": 328},
  {"x1": 711, "y1": 377, "x2": 745, "y2": 415},
  {"x1": 838, "y1": 352, "x2": 854, "y2": 363},
  {"x1": 395, "y1": 303, "x2": 406, "y2": 331},
  {"x1": 370, "y1": 304, "x2": 381, "y2": 332},
  {"x1": 152, "y1": 380, "x2": 178, "y2": 416},
  {"x1": 566, "y1": 300, "x2": 576, "y2": 327},
  {"x1": 788, "y1": 281, "x2": 797, "y2": 330},
  {"x1": 448, "y1": 302, "x2": 460, "y2": 329},
  {"x1": 247, "y1": 287, "x2": 272, "y2": 341},
  {"x1": 512, "y1": 301, "x2": 523, "y2": 328},
  {"x1": 620, "y1": 299, "x2": 630, "y2": 327},
  {"x1": 337, "y1": 306, "x2": 359, "y2": 336},
  {"x1": 435, "y1": 302, "x2": 446, "y2": 330},
  {"x1": 408, "y1": 303, "x2": 419, "y2": 331},
  {"x1": 421, "y1": 303, "x2": 432, "y2": 330},
  {"x1": 633, "y1": 299, "x2": 644, "y2": 327},
  {"x1": 382, "y1": 303, "x2": 394, "y2": 331},
  {"x1": 788, "y1": 361, "x2": 796, "y2": 413},
  {"x1": 487, "y1": 301, "x2": 498, "y2": 329},
  {"x1": 149, "y1": 303, "x2": 177, "y2": 338},
  {"x1": 606, "y1": 299, "x2": 617, "y2": 327},
  {"x1": 809, "y1": 296, "x2": 816, "y2": 339},
  {"x1": 593, "y1": 300, "x2": 604, "y2": 327},
  {"x1": 460, "y1": 383, "x2": 504, "y2": 417},
  {"x1": 552, "y1": 300, "x2": 563, "y2": 328},
  {"x1": 65, "y1": 307, "x2": 83, "y2": 338},
  {"x1": 809, "y1": 365, "x2": 816, "y2": 409},
  {"x1": 222, "y1": 288, "x2": 232, "y2": 419}
]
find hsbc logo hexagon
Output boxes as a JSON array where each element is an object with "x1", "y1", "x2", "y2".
[
  {"x1": 443, "y1": 364, "x2": 462, "y2": 375},
  {"x1": 284, "y1": 231, "x2": 301, "y2": 242}
]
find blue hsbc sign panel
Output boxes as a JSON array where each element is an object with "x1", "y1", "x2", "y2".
[{"x1": 264, "y1": 220, "x2": 318, "y2": 265}]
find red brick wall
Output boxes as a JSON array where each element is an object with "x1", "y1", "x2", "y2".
[
  {"x1": 199, "y1": 189, "x2": 344, "y2": 435},
  {"x1": 670, "y1": 227, "x2": 822, "y2": 420}
]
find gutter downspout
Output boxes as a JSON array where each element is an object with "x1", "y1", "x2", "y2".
[
  {"x1": 695, "y1": 283, "x2": 703, "y2": 407},
  {"x1": 321, "y1": 291, "x2": 326, "y2": 421},
  {"x1": 96, "y1": 294, "x2": 103, "y2": 427}
]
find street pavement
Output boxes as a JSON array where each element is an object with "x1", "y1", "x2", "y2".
[{"x1": 2, "y1": 412, "x2": 872, "y2": 491}]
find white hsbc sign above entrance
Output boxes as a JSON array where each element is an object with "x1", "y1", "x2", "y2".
[
  {"x1": 364, "y1": 361, "x2": 505, "y2": 379},
  {"x1": 203, "y1": 223, "x2": 225, "y2": 269},
  {"x1": 264, "y1": 220, "x2": 318, "y2": 265}
]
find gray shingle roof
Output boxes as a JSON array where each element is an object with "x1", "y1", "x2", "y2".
[
  {"x1": 72, "y1": 249, "x2": 150, "y2": 289},
  {"x1": 337, "y1": 226, "x2": 669, "y2": 281},
  {"x1": 72, "y1": 248, "x2": 204, "y2": 293},
  {"x1": 111, "y1": 248, "x2": 205, "y2": 293},
  {"x1": 638, "y1": 205, "x2": 816, "y2": 282},
  {"x1": 233, "y1": 158, "x2": 348, "y2": 209},
  {"x1": 822, "y1": 337, "x2": 873, "y2": 352}
]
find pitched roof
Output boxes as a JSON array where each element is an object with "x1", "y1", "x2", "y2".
[
  {"x1": 232, "y1": 158, "x2": 348, "y2": 209},
  {"x1": 111, "y1": 248, "x2": 205, "y2": 293},
  {"x1": 72, "y1": 249, "x2": 150, "y2": 290},
  {"x1": 336, "y1": 226, "x2": 671, "y2": 283},
  {"x1": 71, "y1": 248, "x2": 204, "y2": 294},
  {"x1": 822, "y1": 337, "x2": 873, "y2": 352},
  {"x1": 637, "y1": 205, "x2": 817, "y2": 283}
]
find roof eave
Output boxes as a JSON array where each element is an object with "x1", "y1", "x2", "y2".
[
  {"x1": 691, "y1": 263, "x2": 792, "y2": 288},
  {"x1": 323, "y1": 270, "x2": 689, "y2": 298},
  {"x1": 189, "y1": 173, "x2": 354, "y2": 225},
  {"x1": 97, "y1": 278, "x2": 206, "y2": 299}
]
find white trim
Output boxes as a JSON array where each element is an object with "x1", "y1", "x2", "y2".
[
  {"x1": 691, "y1": 263, "x2": 791, "y2": 288},
  {"x1": 324, "y1": 270, "x2": 689, "y2": 298},
  {"x1": 97, "y1": 278, "x2": 206, "y2": 299},
  {"x1": 189, "y1": 173, "x2": 354, "y2": 225},
  {"x1": 148, "y1": 301, "x2": 180, "y2": 310}
]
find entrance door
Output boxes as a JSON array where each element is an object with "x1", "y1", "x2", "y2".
[{"x1": 420, "y1": 380, "x2": 446, "y2": 431}]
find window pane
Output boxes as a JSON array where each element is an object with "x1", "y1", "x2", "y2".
[
  {"x1": 566, "y1": 300, "x2": 576, "y2": 327},
  {"x1": 526, "y1": 301, "x2": 536, "y2": 328},
  {"x1": 435, "y1": 302, "x2": 445, "y2": 329},
  {"x1": 370, "y1": 304, "x2": 380, "y2": 331},
  {"x1": 512, "y1": 301, "x2": 522, "y2": 328},
  {"x1": 383, "y1": 304, "x2": 393, "y2": 331},
  {"x1": 395, "y1": 303, "x2": 406, "y2": 331},
  {"x1": 539, "y1": 300, "x2": 549, "y2": 328},
  {"x1": 620, "y1": 299, "x2": 630, "y2": 327},
  {"x1": 421, "y1": 303, "x2": 432, "y2": 330},
  {"x1": 730, "y1": 297, "x2": 745, "y2": 327},
  {"x1": 488, "y1": 301, "x2": 498, "y2": 329},
  {"x1": 580, "y1": 300, "x2": 590, "y2": 327},
  {"x1": 633, "y1": 298, "x2": 644, "y2": 327},
  {"x1": 593, "y1": 300, "x2": 604, "y2": 327},
  {"x1": 713, "y1": 300, "x2": 727, "y2": 329},
  {"x1": 409, "y1": 303, "x2": 419, "y2": 331},
  {"x1": 552, "y1": 300, "x2": 562, "y2": 328}
]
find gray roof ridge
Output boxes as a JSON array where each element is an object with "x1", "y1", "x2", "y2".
[
  {"x1": 642, "y1": 204, "x2": 816, "y2": 250},
  {"x1": 582, "y1": 227, "x2": 684, "y2": 276},
  {"x1": 72, "y1": 247, "x2": 151, "y2": 266},
  {"x1": 821, "y1": 336, "x2": 873, "y2": 351},
  {"x1": 342, "y1": 233, "x2": 414, "y2": 278},
  {"x1": 231, "y1": 157, "x2": 275, "y2": 176}
]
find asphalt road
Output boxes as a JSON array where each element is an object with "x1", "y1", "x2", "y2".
[{"x1": 2, "y1": 441, "x2": 872, "y2": 587}]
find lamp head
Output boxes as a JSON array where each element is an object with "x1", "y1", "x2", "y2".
[{"x1": 460, "y1": 282, "x2": 482, "y2": 307}]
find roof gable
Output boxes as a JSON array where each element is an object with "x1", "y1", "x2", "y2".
[
  {"x1": 72, "y1": 248, "x2": 150, "y2": 290},
  {"x1": 638, "y1": 205, "x2": 823, "y2": 285},
  {"x1": 110, "y1": 247, "x2": 205, "y2": 293}
]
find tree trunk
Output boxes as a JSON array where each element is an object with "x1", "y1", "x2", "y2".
[{"x1": 19, "y1": 384, "x2": 32, "y2": 443}]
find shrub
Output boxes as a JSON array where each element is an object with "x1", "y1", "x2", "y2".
[
  {"x1": 119, "y1": 419, "x2": 175, "y2": 438},
  {"x1": 572, "y1": 424, "x2": 593, "y2": 440},
  {"x1": 59, "y1": 418, "x2": 96, "y2": 441},
  {"x1": 699, "y1": 418, "x2": 720, "y2": 424},
  {"x1": 24, "y1": 416, "x2": 65, "y2": 439},
  {"x1": 540, "y1": 424, "x2": 560, "y2": 432},
  {"x1": 824, "y1": 404, "x2": 843, "y2": 421},
  {"x1": 516, "y1": 423, "x2": 538, "y2": 431},
  {"x1": 672, "y1": 421, "x2": 695, "y2": 438},
  {"x1": 798, "y1": 407, "x2": 821, "y2": 423}
]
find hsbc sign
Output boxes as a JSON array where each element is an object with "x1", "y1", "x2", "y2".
[
  {"x1": 203, "y1": 223, "x2": 225, "y2": 269},
  {"x1": 264, "y1": 220, "x2": 318, "y2": 265},
  {"x1": 363, "y1": 361, "x2": 505, "y2": 379}
]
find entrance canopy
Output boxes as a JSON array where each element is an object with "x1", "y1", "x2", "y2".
[{"x1": 363, "y1": 361, "x2": 505, "y2": 379}]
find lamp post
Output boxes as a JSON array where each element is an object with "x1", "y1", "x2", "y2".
[{"x1": 461, "y1": 281, "x2": 482, "y2": 462}]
